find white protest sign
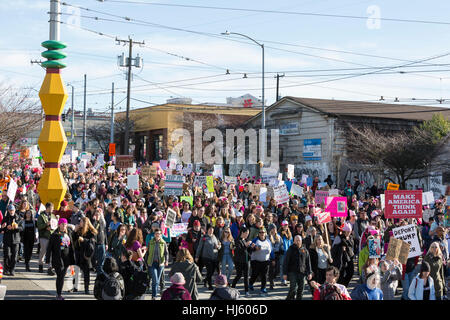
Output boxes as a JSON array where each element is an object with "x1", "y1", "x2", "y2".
[
  {"x1": 31, "y1": 158, "x2": 40, "y2": 168},
  {"x1": 287, "y1": 164, "x2": 295, "y2": 180},
  {"x1": 81, "y1": 153, "x2": 91, "y2": 162},
  {"x1": 213, "y1": 165, "x2": 223, "y2": 179},
  {"x1": 127, "y1": 175, "x2": 139, "y2": 190},
  {"x1": 392, "y1": 224, "x2": 422, "y2": 258},
  {"x1": 422, "y1": 191, "x2": 434, "y2": 205},
  {"x1": 107, "y1": 165, "x2": 115, "y2": 174},
  {"x1": 259, "y1": 187, "x2": 268, "y2": 202},
  {"x1": 71, "y1": 150, "x2": 79, "y2": 162},
  {"x1": 61, "y1": 155, "x2": 71, "y2": 164},
  {"x1": 269, "y1": 179, "x2": 279, "y2": 187},
  {"x1": 182, "y1": 163, "x2": 193, "y2": 175},
  {"x1": 7, "y1": 179, "x2": 18, "y2": 202},
  {"x1": 380, "y1": 194, "x2": 385, "y2": 210},
  {"x1": 171, "y1": 223, "x2": 188, "y2": 237},
  {"x1": 278, "y1": 173, "x2": 283, "y2": 181},
  {"x1": 164, "y1": 208, "x2": 177, "y2": 228},
  {"x1": 329, "y1": 189, "x2": 339, "y2": 196},
  {"x1": 176, "y1": 164, "x2": 183, "y2": 173},
  {"x1": 318, "y1": 182, "x2": 328, "y2": 189},
  {"x1": 77, "y1": 162, "x2": 87, "y2": 173},
  {"x1": 97, "y1": 154, "x2": 105, "y2": 165},
  {"x1": 225, "y1": 176, "x2": 238, "y2": 185},
  {"x1": 291, "y1": 184, "x2": 304, "y2": 197},
  {"x1": 273, "y1": 184, "x2": 290, "y2": 204},
  {"x1": 50, "y1": 218, "x2": 58, "y2": 231},
  {"x1": 240, "y1": 170, "x2": 250, "y2": 179}
]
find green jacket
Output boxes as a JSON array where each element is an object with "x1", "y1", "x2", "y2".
[
  {"x1": 424, "y1": 255, "x2": 446, "y2": 297},
  {"x1": 147, "y1": 238, "x2": 168, "y2": 266},
  {"x1": 36, "y1": 212, "x2": 57, "y2": 239}
]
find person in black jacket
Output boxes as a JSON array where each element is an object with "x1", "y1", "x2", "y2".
[
  {"x1": 46, "y1": 218, "x2": 76, "y2": 300},
  {"x1": 283, "y1": 235, "x2": 312, "y2": 300},
  {"x1": 119, "y1": 249, "x2": 145, "y2": 300},
  {"x1": 72, "y1": 216, "x2": 98, "y2": 294},
  {"x1": 231, "y1": 227, "x2": 252, "y2": 297},
  {"x1": 1, "y1": 204, "x2": 24, "y2": 276},
  {"x1": 92, "y1": 208, "x2": 107, "y2": 275},
  {"x1": 22, "y1": 210, "x2": 36, "y2": 272},
  {"x1": 331, "y1": 223, "x2": 355, "y2": 287}
]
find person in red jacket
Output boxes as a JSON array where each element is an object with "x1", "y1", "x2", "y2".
[
  {"x1": 161, "y1": 272, "x2": 192, "y2": 300},
  {"x1": 311, "y1": 266, "x2": 352, "y2": 300}
]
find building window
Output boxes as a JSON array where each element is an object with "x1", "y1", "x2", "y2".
[{"x1": 154, "y1": 135, "x2": 163, "y2": 161}]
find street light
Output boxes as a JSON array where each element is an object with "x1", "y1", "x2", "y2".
[{"x1": 221, "y1": 31, "x2": 265, "y2": 130}]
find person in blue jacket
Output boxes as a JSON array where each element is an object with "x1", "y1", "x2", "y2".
[{"x1": 351, "y1": 270, "x2": 383, "y2": 300}]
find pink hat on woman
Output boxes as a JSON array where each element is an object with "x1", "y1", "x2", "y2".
[{"x1": 170, "y1": 272, "x2": 186, "y2": 285}]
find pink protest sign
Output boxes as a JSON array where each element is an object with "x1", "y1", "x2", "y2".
[
  {"x1": 325, "y1": 197, "x2": 348, "y2": 217},
  {"x1": 314, "y1": 190, "x2": 329, "y2": 206}
]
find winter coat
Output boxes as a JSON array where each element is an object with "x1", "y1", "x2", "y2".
[
  {"x1": 1, "y1": 213, "x2": 24, "y2": 245},
  {"x1": 36, "y1": 212, "x2": 57, "y2": 240},
  {"x1": 423, "y1": 255, "x2": 446, "y2": 297},
  {"x1": 169, "y1": 261, "x2": 203, "y2": 300},
  {"x1": 73, "y1": 230, "x2": 97, "y2": 268},
  {"x1": 331, "y1": 235, "x2": 354, "y2": 270},
  {"x1": 351, "y1": 284, "x2": 383, "y2": 300},
  {"x1": 283, "y1": 244, "x2": 312, "y2": 276},
  {"x1": 380, "y1": 265, "x2": 402, "y2": 300},
  {"x1": 210, "y1": 287, "x2": 240, "y2": 300},
  {"x1": 233, "y1": 238, "x2": 251, "y2": 264},
  {"x1": 187, "y1": 229, "x2": 203, "y2": 256},
  {"x1": 161, "y1": 284, "x2": 192, "y2": 300},
  {"x1": 45, "y1": 229, "x2": 76, "y2": 269},
  {"x1": 408, "y1": 275, "x2": 436, "y2": 300},
  {"x1": 195, "y1": 234, "x2": 220, "y2": 261},
  {"x1": 309, "y1": 245, "x2": 332, "y2": 279},
  {"x1": 119, "y1": 259, "x2": 144, "y2": 299}
]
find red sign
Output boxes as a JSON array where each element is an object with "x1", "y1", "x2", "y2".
[
  {"x1": 316, "y1": 210, "x2": 331, "y2": 225},
  {"x1": 109, "y1": 143, "x2": 116, "y2": 157},
  {"x1": 384, "y1": 190, "x2": 422, "y2": 219}
]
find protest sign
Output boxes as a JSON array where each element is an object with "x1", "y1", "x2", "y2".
[
  {"x1": 249, "y1": 183, "x2": 266, "y2": 197},
  {"x1": 268, "y1": 179, "x2": 279, "y2": 187},
  {"x1": 97, "y1": 154, "x2": 105, "y2": 165},
  {"x1": 171, "y1": 223, "x2": 188, "y2": 237},
  {"x1": 422, "y1": 209, "x2": 433, "y2": 223},
  {"x1": 387, "y1": 183, "x2": 400, "y2": 190},
  {"x1": 109, "y1": 143, "x2": 116, "y2": 157},
  {"x1": 368, "y1": 238, "x2": 382, "y2": 258},
  {"x1": 301, "y1": 174, "x2": 308, "y2": 185},
  {"x1": 31, "y1": 158, "x2": 40, "y2": 168},
  {"x1": 182, "y1": 163, "x2": 193, "y2": 175},
  {"x1": 180, "y1": 196, "x2": 193, "y2": 207},
  {"x1": 316, "y1": 210, "x2": 331, "y2": 225},
  {"x1": 284, "y1": 181, "x2": 293, "y2": 193},
  {"x1": 384, "y1": 190, "x2": 422, "y2": 219},
  {"x1": 164, "y1": 175, "x2": 185, "y2": 196},
  {"x1": 329, "y1": 189, "x2": 339, "y2": 196},
  {"x1": 422, "y1": 191, "x2": 434, "y2": 205},
  {"x1": 315, "y1": 190, "x2": 329, "y2": 206},
  {"x1": 77, "y1": 162, "x2": 87, "y2": 173},
  {"x1": 259, "y1": 187, "x2": 268, "y2": 203},
  {"x1": 213, "y1": 165, "x2": 223, "y2": 179},
  {"x1": 392, "y1": 224, "x2": 421, "y2": 259},
  {"x1": 164, "y1": 208, "x2": 177, "y2": 228},
  {"x1": 81, "y1": 153, "x2": 91, "y2": 162},
  {"x1": 385, "y1": 237, "x2": 411, "y2": 264},
  {"x1": 116, "y1": 155, "x2": 133, "y2": 169},
  {"x1": 140, "y1": 165, "x2": 152, "y2": 177},
  {"x1": 71, "y1": 150, "x2": 78, "y2": 162},
  {"x1": 273, "y1": 184, "x2": 289, "y2": 204},
  {"x1": 160, "y1": 160, "x2": 168, "y2": 170},
  {"x1": 194, "y1": 176, "x2": 207, "y2": 189},
  {"x1": 50, "y1": 218, "x2": 58, "y2": 231},
  {"x1": 306, "y1": 177, "x2": 313, "y2": 187},
  {"x1": 107, "y1": 165, "x2": 115, "y2": 174},
  {"x1": 287, "y1": 164, "x2": 295, "y2": 180},
  {"x1": 240, "y1": 170, "x2": 250, "y2": 179},
  {"x1": 61, "y1": 154, "x2": 71, "y2": 164},
  {"x1": 318, "y1": 182, "x2": 328, "y2": 189},
  {"x1": 225, "y1": 176, "x2": 238, "y2": 185},
  {"x1": 325, "y1": 197, "x2": 348, "y2": 217},
  {"x1": 380, "y1": 194, "x2": 385, "y2": 210},
  {"x1": 169, "y1": 159, "x2": 177, "y2": 170},
  {"x1": 291, "y1": 184, "x2": 304, "y2": 197},
  {"x1": 127, "y1": 175, "x2": 139, "y2": 190},
  {"x1": 7, "y1": 179, "x2": 17, "y2": 202},
  {"x1": 206, "y1": 176, "x2": 214, "y2": 193}
]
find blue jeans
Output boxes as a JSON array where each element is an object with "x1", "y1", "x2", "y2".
[
  {"x1": 149, "y1": 262, "x2": 164, "y2": 298},
  {"x1": 401, "y1": 271, "x2": 415, "y2": 300},
  {"x1": 95, "y1": 244, "x2": 106, "y2": 274},
  {"x1": 221, "y1": 254, "x2": 234, "y2": 281}
]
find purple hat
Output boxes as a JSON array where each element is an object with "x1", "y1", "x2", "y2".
[
  {"x1": 58, "y1": 218, "x2": 68, "y2": 225},
  {"x1": 215, "y1": 274, "x2": 227, "y2": 287}
]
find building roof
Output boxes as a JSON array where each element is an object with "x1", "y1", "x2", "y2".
[
  {"x1": 290, "y1": 97, "x2": 450, "y2": 121},
  {"x1": 248, "y1": 97, "x2": 450, "y2": 123}
]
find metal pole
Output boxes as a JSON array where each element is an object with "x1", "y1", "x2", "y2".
[
  {"x1": 276, "y1": 74, "x2": 280, "y2": 102},
  {"x1": 124, "y1": 38, "x2": 133, "y2": 155},
  {"x1": 262, "y1": 44, "x2": 265, "y2": 130},
  {"x1": 110, "y1": 82, "x2": 115, "y2": 144},
  {"x1": 70, "y1": 85, "x2": 74, "y2": 148},
  {"x1": 82, "y1": 74, "x2": 87, "y2": 152},
  {"x1": 49, "y1": 0, "x2": 60, "y2": 41}
]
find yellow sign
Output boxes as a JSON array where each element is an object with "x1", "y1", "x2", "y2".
[
  {"x1": 387, "y1": 183, "x2": 400, "y2": 191},
  {"x1": 206, "y1": 176, "x2": 214, "y2": 193}
]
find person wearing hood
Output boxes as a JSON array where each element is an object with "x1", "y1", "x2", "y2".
[
  {"x1": 210, "y1": 274, "x2": 240, "y2": 300},
  {"x1": 169, "y1": 248, "x2": 203, "y2": 300},
  {"x1": 161, "y1": 272, "x2": 192, "y2": 300},
  {"x1": 351, "y1": 270, "x2": 383, "y2": 300}
]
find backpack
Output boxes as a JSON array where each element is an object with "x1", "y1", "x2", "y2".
[
  {"x1": 320, "y1": 284, "x2": 344, "y2": 300},
  {"x1": 167, "y1": 289, "x2": 185, "y2": 300},
  {"x1": 130, "y1": 266, "x2": 150, "y2": 296},
  {"x1": 102, "y1": 272, "x2": 123, "y2": 300}
]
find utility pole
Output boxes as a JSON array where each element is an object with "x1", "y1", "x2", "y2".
[
  {"x1": 275, "y1": 73, "x2": 285, "y2": 101},
  {"x1": 82, "y1": 74, "x2": 87, "y2": 152},
  {"x1": 116, "y1": 36, "x2": 144, "y2": 155},
  {"x1": 110, "y1": 82, "x2": 114, "y2": 144}
]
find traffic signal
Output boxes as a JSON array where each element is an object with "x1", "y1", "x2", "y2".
[{"x1": 62, "y1": 114, "x2": 66, "y2": 121}]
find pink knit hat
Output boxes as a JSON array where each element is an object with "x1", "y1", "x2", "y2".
[{"x1": 170, "y1": 272, "x2": 185, "y2": 285}]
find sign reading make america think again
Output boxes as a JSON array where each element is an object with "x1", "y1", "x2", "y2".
[{"x1": 384, "y1": 190, "x2": 422, "y2": 219}]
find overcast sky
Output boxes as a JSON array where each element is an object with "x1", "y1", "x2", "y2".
[{"x1": 2, "y1": 0, "x2": 450, "y2": 115}]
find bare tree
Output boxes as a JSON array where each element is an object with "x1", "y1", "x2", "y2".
[
  {"x1": 0, "y1": 84, "x2": 42, "y2": 164},
  {"x1": 346, "y1": 116, "x2": 450, "y2": 189},
  {"x1": 87, "y1": 117, "x2": 134, "y2": 154}
]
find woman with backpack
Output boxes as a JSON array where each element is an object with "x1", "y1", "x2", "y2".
[
  {"x1": 161, "y1": 272, "x2": 192, "y2": 300},
  {"x1": 45, "y1": 218, "x2": 76, "y2": 300},
  {"x1": 73, "y1": 216, "x2": 98, "y2": 294},
  {"x1": 94, "y1": 257, "x2": 125, "y2": 300},
  {"x1": 119, "y1": 250, "x2": 148, "y2": 300},
  {"x1": 408, "y1": 261, "x2": 436, "y2": 300},
  {"x1": 169, "y1": 248, "x2": 203, "y2": 300}
]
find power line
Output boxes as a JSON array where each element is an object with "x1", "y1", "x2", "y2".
[{"x1": 98, "y1": 1, "x2": 450, "y2": 26}]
